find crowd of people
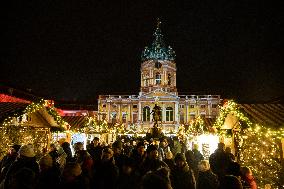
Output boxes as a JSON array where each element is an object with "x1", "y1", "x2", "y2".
[{"x1": 0, "y1": 137, "x2": 257, "y2": 189}]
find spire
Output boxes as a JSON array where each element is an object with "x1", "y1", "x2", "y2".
[
  {"x1": 141, "y1": 19, "x2": 176, "y2": 61},
  {"x1": 152, "y1": 18, "x2": 165, "y2": 48}
]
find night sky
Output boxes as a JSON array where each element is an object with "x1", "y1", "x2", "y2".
[{"x1": 2, "y1": 1, "x2": 284, "y2": 104}]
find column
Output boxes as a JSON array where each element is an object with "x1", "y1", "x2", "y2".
[
  {"x1": 128, "y1": 104, "x2": 131, "y2": 122},
  {"x1": 175, "y1": 102, "x2": 179, "y2": 123},
  {"x1": 107, "y1": 102, "x2": 111, "y2": 122},
  {"x1": 138, "y1": 102, "x2": 142, "y2": 122},
  {"x1": 162, "y1": 103, "x2": 166, "y2": 122},
  {"x1": 118, "y1": 104, "x2": 121, "y2": 122}
]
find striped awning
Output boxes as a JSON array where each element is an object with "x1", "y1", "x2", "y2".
[
  {"x1": 240, "y1": 104, "x2": 284, "y2": 128},
  {"x1": 62, "y1": 116, "x2": 88, "y2": 129},
  {"x1": 0, "y1": 102, "x2": 29, "y2": 122},
  {"x1": 203, "y1": 118, "x2": 216, "y2": 128}
]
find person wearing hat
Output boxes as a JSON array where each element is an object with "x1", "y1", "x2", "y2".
[
  {"x1": 112, "y1": 140, "x2": 126, "y2": 173},
  {"x1": 92, "y1": 147, "x2": 119, "y2": 189},
  {"x1": 0, "y1": 144, "x2": 21, "y2": 182},
  {"x1": 197, "y1": 160, "x2": 219, "y2": 189},
  {"x1": 140, "y1": 144, "x2": 169, "y2": 176},
  {"x1": 130, "y1": 141, "x2": 146, "y2": 171},
  {"x1": 3, "y1": 144, "x2": 39, "y2": 189},
  {"x1": 170, "y1": 153, "x2": 196, "y2": 189},
  {"x1": 37, "y1": 154, "x2": 61, "y2": 189},
  {"x1": 60, "y1": 162, "x2": 90, "y2": 189}
]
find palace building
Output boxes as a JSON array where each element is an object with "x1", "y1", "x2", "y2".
[{"x1": 98, "y1": 21, "x2": 220, "y2": 131}]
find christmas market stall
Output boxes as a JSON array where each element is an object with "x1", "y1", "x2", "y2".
[
  {"x1": 214, "y1": 100, "x2": 284, "y2": 188},
  {"x1": 0, "y1": 99, "x2": 68, "y2": 158}
]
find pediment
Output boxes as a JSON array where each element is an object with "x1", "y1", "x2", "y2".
[{"x1": 140, "y1": 89, "x2": 178, "y2": 99}]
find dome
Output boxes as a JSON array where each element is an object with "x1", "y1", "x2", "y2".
[{"x1": 141, "y1": 20, "x2": 176, "y2": 61}]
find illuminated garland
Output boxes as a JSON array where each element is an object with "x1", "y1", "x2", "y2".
[
  {"x1": 177, "y1": 124, "x2": 186, "y2": 141},
  {"x1": 240, "y1": 125, "x2": 284, "y2": 188},
  {"x1": 2, "y1": 99, "x2": 69, "y2": 130},
  {"x1": 186, "y1": 116, "x2": 205, "y2": 135},
  {"x1": 214, "y1": 100, "x2": 252, "y2": 130},
  {"x1": 213, "y1": 100, "x2": 284, "y2": 188}
]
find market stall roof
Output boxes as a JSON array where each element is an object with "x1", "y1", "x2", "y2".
[
  {"x1": 203, "y1": 118, "x2": 216, "y2": 128},
  {"x1": 62, "y1": 116, "x2": 88, "y2": 129},
  {"x1": 240, "y1": 104, "x2": 284, "y2": 128},
  {"x1": 0, "y1": 102, "x2": 29, "y2": 123}
]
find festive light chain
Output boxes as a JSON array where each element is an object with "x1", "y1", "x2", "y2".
[
  {"x1": 214, "y1": 100, "x2": 252, "y2": 130},
  {"x1": 2, "y1": 99, "x2": 69, "y2": 130},
  {"x1": 239, "y1": 125, "x2": 284, "y2": 188}
]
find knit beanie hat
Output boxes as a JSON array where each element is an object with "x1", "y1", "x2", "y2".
[
  {"x1": 11, "y1": 144, "x2": 21, "y2": 153},
  {"x1": 18, "y1": 144, "x2": 35, "y2": 157}
]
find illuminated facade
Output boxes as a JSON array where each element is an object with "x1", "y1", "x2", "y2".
[{"x1": 98, "y1": 21, "x2": 220, "y2": 131}]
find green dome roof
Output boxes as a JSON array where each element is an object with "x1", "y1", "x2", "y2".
[{"x1": 141, "y1": 20, "x2": 176, "y2": 61}]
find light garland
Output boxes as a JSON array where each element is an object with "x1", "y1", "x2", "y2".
[
  {"x1": 186, "y1": 116, "x2": 205, "y2": 136},
  {"x1": 0, "y1": 99, "x2": 69, "y2": 158},
  {"x1": 239, "y1": 125, "x2": 284, "y2": 188},
  {"x1": 213, "y1": 99, "x2": 284, "y2": 188},
  {"x1": 214, "y1": 100, "x2": 252, "y2": 131}
]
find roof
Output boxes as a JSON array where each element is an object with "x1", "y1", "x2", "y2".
[
  {"x1": 141, "y1": 19, "x2": 175, "y2": 61},
  {"x1": 240, "y1": 104, "x2": 284, "y2": 128},
  {"x1": 0, "y1": 102, "x2": 29, "y2": 123},
  {"x1": 62, "y1": 116, "x2": 88, "y2": 129},
  {"x1": 203, "y1": 118, "x2": 216, "y2": 128}
]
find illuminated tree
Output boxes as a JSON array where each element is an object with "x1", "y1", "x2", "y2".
[{"x1": 240, "y1": 126, "x2": 284, "y2": 188}]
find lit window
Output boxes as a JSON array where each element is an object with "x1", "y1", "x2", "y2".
[
  {"x1": 166, "y1": 107, "x2": 173, "y2": 121},
  {"x1": 155, "y1": 73, "x2": 161, "y2": 85},
  {"x1": 212, "y1": 104, "x2": 217, "y2": 108},
  {"x1": 190, "y1": 105, "x2": 195, "y2": 108},
  {"x1": 143, "y1": 106, "x2": 151, "y2": 122}
]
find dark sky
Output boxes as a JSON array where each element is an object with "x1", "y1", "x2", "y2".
[{"x1": 2, "y1": 0, "x2": 284, "y2": 104}]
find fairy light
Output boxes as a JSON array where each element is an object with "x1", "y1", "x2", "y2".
[
  {"x1": 240, "y1": 125, "x2": 284, "y2": 188},
  {"x1": 0, "y1": 99, "x2": 69, "y2": 157}
]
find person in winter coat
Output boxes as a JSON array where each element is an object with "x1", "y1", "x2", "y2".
[
  {"x1": 61, "y1": 142, "x2": 73, "y2": 163},
  {"x1": 209, "y1": 143, "x2": 230, "y2": 179},
  {"x1": 141, "y1": 168, "x2": 172, "y2": 189},
  {"x1": 3, "y1": 144, "x2": 39, "y2": 189},
  {"x1": 163, "y1": 151, "x2": 175, "y2": 172},
  {"x1": 93, "y1": 147, "x2": 119, "y2": 189},
  {"x1": 219, "y1": 175, "x2": 243, "y2": 189},
  {"x1": 37, "y1": 154, "x2": 61, "y2": 189},
  {"x1": 117, "y1": 157, "x2": 139, "y2": 189},
  {"x1": 0, "y1": 144, "x2": 21, "y2": 182},
  {"x1": 140, "y1": 144, "x2": 169, "y2": 176},
  {"x1": 170, "y1": 153, "x2": 196, "y2": 189},
  {"x1": 60, "y1": 162, "x2": 90, "y2": 189},
  {"x1": 197, "y1": 160, "x2": 219, "y2": 189},
  {"x1": 241, "y1": 166, "x2": 257, "y2": 189}
]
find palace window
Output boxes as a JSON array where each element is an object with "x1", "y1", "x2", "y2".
[
  {"x1": 212, "y1": 104, "x2": 217, "y2": 108},
  {"x1": 180, "y1": 113, "x2": 184, "y2": 124},
  {"x1": 143, "y1": 106, "x2": 150, "y2": 122},
  {"x1": 166, "y1": 107, "x2": 173, "y2": 122},
  {"x1": 200, "y1": 105, "x2": 206, "y2": 108},
  {"x1": 102, "y1": 104, "x2": 106, "y2": 108},
  {"x1": 133, "y1": 104, "x2": 137, "y2": 109},
  {"x1": 180, "y1": 104, "x2": 184, "y2": 108},
  {"x1": 155, "y1": 73, "x2": 161, "y2": 85},
  {"x1": 190, "y1": 105, "x2": 195, "y2": 108},
  {"x1": 111, "y1": 112, "x2": 117, "y2": 123},
  {"x1": 122, "y1": 113, "x2": 127, "y2": 123}
]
